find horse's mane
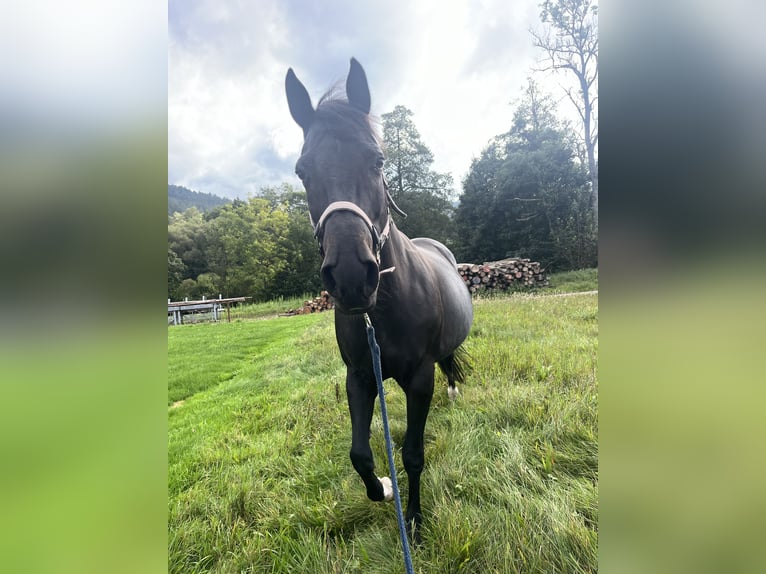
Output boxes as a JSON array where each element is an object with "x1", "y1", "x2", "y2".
[{"x1": 314, "y1": 84, "x2": 382, "y2": 149}]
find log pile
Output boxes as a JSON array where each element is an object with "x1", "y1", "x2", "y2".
[
  {"x1": 283, "y1": 291, "x2": 335, "y2": 316},
  {"x1": 282, "y1": 258, "x2": 546, "y2": 315},
  {"x1": 457, "y1": 258, "x2": 548, "y2": 293}
]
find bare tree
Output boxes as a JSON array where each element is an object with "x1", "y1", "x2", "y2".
[{"x1": 531, "y1": 0, "x2": 598, "y2": 218}]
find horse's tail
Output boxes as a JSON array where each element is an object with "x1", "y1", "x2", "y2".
[{"x1": 438, "y1": 345, "x2": 471, "y2": 399}]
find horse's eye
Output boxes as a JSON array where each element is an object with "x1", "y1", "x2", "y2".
[{"x1": 374, "y1": 155, "x2": 385, "y2": 171}]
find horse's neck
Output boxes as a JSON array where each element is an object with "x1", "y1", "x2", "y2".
[
  {"x1": 380, "y1": 223, "x2": 413, "y2": 271},
  {"x1": 378, "y1": 225, "x2": 426, "y2": 297},
  {"x1": 373, "y1": 225, "x2": 438, "y2": 330}
]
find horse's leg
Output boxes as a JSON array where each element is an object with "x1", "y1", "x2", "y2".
[
  {"x1": 402, "y1": 363, "x2": 435, "y2": 543},
  {"x1": 346, "y1": 369, "x2": 390, "y2": 502}
]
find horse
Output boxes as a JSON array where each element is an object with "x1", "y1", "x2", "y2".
[{"x1": 285, "y1": 57, "x2": 473, "y2": 541}]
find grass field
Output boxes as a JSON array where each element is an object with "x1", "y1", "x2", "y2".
[
  {"x1": 168, "y1": 273, "x2": 597, "y2": 573},
  {"x1": 185, "y1": 268, "x2": 599, "y2": 324},
  {"x1": 545, "y1": 268, "x2": 598, "y2": 294}
]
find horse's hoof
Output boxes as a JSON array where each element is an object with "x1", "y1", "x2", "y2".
[
  {"x1": 378, "y1": 476, "x2": 393, "y2": 501},
  {"x1": 448, "y1": 386, "x2": 460, "y2": 401}
]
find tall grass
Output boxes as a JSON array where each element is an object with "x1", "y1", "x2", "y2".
[
  {"x1": 169, "y1": 291, "x2": 597, "y2": 573},
  {"x1": 544, "y1": 268, "x2": 598, "y2": 293},
  {"x1": 170, "y1": 268, "x2": 597, "y2": 327},
  {"x1": 226, "y1": 295, "x2": 317, "y2": 321}
]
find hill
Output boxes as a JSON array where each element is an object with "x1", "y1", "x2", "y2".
[{"x1": 168, "y1": 184, "x2": 230, "y2": 215}]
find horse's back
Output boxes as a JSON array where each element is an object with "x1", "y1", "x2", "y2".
[{"x1": 411, "y1": 238, "x2": 473, "y2": 356}]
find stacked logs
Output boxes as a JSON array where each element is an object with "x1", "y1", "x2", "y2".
[
  {"x1": 281, "y1": 258, "x2": 546, "y2": 315},
  {"x1": 457, "y1": 258, "x2": 548, "y2": 293},
  {"x1": 283, "y1": 291, "x2": 335, "y2": 315}
]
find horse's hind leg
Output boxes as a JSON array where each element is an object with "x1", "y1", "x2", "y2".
[
  {"x1": 402, "y1": 363, "x2": 435, "y2": 543},
  {"x1": 346, "y1": 369, "x2": 390, "y2": 502}
]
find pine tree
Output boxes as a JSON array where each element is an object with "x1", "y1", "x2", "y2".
[{"x1": 381, "y1": 105, "x2": 455, "y2": 244}]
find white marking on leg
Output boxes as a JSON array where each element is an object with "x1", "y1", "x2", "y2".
[
  {"x1": 448, "y1": 385, "x2": 460, "y2": 401},
  {"x1": 378, "y1": 476, "x2": 393, "y2": 501}
]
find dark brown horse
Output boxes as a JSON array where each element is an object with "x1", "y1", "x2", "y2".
[{"x1": 285, "y1": 58, "x2": 473, "y2": 541}]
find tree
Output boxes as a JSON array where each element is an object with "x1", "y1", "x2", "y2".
[
  {"x1": 168, "y1": 184, "x2": 229, "y2": 215},
  {"x1": 168, "y1": 207, "x2": 209, "y2": 282},
  {"x1": 455, "y1": 80, "x2": 596, "y2": 270},
  {"x1": 381, "y1": 105, "x2": 455, "y2": 244},
  {"x1": 454, "y1": 136, "x2": 508, "y2": 262},
  {"x1": 204, "y1": 197, "x2": 290, "y2": 301},
  {"x1": 261, "y1": 183, "x2": 323, "y2": 298},
  {"x1": 167, "y1": 247, "x2": 185, "y2": 299},
  {"x1": 167, "y1": 183, "x2": 327, "y2": 303},
  {"x1": 176, "y1": 278, "x2": 198, "y2": 301},
  {"x1": 531, "y1": 0, "x2": 598, "y2": 218}
]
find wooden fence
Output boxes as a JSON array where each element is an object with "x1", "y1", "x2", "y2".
[{"x1": 167, "y1": 295, "x2": 251, "y2": 325}]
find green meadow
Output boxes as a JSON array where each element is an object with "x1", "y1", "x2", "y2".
[{"x1": 169, "y1": 271, "x2": 597, "y2": 573}]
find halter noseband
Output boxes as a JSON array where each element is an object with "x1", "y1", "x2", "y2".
[{"x1": 311, "y1": 201, "x2": 391, "y2": 264}]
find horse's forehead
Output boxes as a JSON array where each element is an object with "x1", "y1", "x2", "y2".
[{"x1": 303, "y1": 129, "x2": 377, "y2": 169}]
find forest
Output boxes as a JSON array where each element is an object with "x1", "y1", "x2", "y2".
[
  {"x1": 168, "y1": 0, "x2": 598, "y2": 302},
  {"x1": 169, "y1": 81, "x2": 596, "y2": 302}
]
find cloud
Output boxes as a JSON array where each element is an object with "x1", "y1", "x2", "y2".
[
  {"x1": 169, "y1": 0, "x2": 580, "y2": 199},
  {"x1": 169, "y1": 0, "x2": 296, "y2": 197}
]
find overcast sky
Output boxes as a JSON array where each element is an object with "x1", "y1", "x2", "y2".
[{"x1": 169, "y1": 0, "x2": 580, "y2": 200}]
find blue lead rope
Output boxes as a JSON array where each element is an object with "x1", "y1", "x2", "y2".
[{"x1": 364, "y1": 313, "x2": 415, "y2": 574}]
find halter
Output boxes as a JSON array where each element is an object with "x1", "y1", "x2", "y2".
[{"x1": 310, "y1": 201, "x2": 392, "y2": 265}]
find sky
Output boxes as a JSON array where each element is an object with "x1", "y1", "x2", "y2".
[{"x1": 168, "y1": 0, "x2": 583, "y2": 201}]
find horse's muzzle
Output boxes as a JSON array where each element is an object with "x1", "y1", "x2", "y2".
[{"x1": 320, "y1": 257, "x2": 379, "y2": 314}]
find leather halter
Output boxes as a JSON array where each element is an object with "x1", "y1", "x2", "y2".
[{"x1": 310, "y1": 201, "x2": 391, "y2": 263}]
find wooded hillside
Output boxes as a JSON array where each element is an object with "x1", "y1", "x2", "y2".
[{"x1": 168, "y1": 184, "x2": 230, "y2": 215}]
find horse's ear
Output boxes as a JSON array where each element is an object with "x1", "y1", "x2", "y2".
[
  {"x1": 285, "y1": 68, "x2": 314, "y2": 133},
  {"x1": 346, "y1": 57, "x2": 371, "y2": 114}
]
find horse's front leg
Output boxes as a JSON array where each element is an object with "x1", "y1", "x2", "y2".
[
  {"x1": 402, "y1": 363, "x2": 435, "y2": 543},
  {"x1": 347, "y1": 368, "x2": 391, "y2": 502}
]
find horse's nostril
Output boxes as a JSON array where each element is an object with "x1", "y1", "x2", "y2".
[
  {"x1": 365, "y1": 261, "x2": 379, "y2": 291},
  {"x1": 321, "y1": 265, "x2": 336, "y2": 294},
  {"x1": 321, "y1": 258, "x2": 377, "y2": 305}
]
